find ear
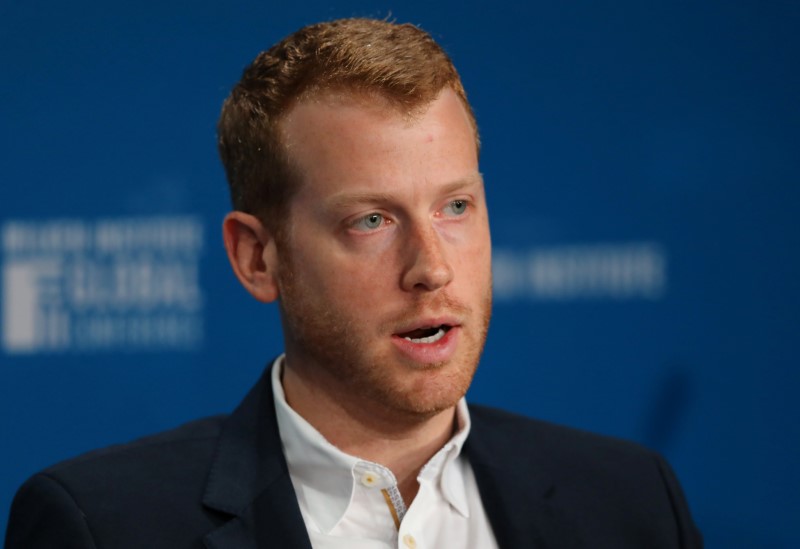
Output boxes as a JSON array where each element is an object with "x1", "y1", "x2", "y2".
[{"x1": 222, "y1": 211, "x2": 281, "y2": 303}]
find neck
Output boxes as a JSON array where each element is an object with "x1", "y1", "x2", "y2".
[{"x1": 281, "y1": 358, "x2": 457, "y2": 505}]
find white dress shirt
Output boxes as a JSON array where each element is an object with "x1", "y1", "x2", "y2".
[{"x1": 271, "y1": 357, "x2": 499, "y2": 549}]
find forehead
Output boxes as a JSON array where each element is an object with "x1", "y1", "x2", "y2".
[
  {"x1": 279, "y1": 89, "x2": 478, "y2": 199},
  {"x1": 280, "y1": 89, "x2": 426, "y2": 154}
]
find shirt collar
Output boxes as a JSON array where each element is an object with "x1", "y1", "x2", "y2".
[
  {"x1": 271, "y1": 355, "x2": 473, "y2": 532},
  {"x1": 421, "y1": 399, "x2": 472, "y2": 518}
]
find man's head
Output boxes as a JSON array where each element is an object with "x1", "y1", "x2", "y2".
[
  {"x1": 217, "y1": 18, "x2": 478, "y2": 239},
  {"x1": 220, "y1": 18, "x2": 491, "y2": 425}
]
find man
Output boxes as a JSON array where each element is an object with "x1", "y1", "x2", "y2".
[{"x1": 6, "y1": 18, "x2": 702, "y2": 548}]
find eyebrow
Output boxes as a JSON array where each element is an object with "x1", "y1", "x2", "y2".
[{"x1": 325, "y1": 173, "x2": 485, "y2": 210}]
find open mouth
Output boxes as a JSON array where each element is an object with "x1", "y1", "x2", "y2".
[{"x1": 397, "y1": 325, "x2": 452, "y2": 344}]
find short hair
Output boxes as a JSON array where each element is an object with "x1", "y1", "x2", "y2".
[{"x1": 217, "y1": 18, "x2": 478, "y2": 236}]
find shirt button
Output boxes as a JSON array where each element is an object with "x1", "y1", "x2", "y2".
[
  {"x1": 402, "y1": 534, "x2": 417, "y2": 548},
  {"x1": 360, "y1": 472, "x2": 378, "y2": 487}
]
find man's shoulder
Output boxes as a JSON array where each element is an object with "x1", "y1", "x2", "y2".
[
  {"x1": 7, "y1": 416, "x2": 233, "y2": 548},
  {"x1": 467, "y1": 402, "x2": 658, "y2": 465},
  {"x1": 45, "y1": 415, "x2": 227, "y2": 466},
  {"x1": 42, "y1": 414, "x2": 228, "y2": 481},
  {"x1": 465, "y1": 404, "x2": 703, "y2": 546}
]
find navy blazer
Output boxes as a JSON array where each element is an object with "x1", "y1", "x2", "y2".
[{"x1": 5, "y1": 365, "x2": 702, "y2": 548}]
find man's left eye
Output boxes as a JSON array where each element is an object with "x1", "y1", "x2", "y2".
[{"x1": 443, "y1": 200, "x2": 468, "y2": 216}]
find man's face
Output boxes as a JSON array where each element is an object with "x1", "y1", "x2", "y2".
[{"x1": 276, "y1": 88, "x2": 492, "y2": 420}]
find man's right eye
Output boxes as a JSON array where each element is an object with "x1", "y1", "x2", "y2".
[{"x1": 352, "y1": 213, "x2": 387, "y2": 231}]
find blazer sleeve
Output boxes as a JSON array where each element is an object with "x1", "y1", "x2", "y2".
[
  {"x1": 5, "y1": 474, "x2": 98, "y2": 549},
  {"x1": 654, "y1": 453, "x2": 704, "y2": 548}
]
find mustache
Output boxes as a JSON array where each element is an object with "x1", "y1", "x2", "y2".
[{"x1": 382, "y1": 292, "x2": 472, "y2": 331}]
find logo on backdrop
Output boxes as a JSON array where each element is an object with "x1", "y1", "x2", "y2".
[
  {"x1": 493, "y1": 242, "x2": 666, "y2": 301},
  {"x1": 1, "y1": 217, "x2": 204, "y2": 354}
]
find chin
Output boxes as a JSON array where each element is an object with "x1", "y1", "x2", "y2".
[{"x1": 385, "y1": 362, "x2": 474, "y2": 416}]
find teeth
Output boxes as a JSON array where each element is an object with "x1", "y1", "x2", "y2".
[{"x1": 405, "y1": 327, "x2": 446, "y2": 344}]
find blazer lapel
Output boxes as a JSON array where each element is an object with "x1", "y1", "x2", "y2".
[
  {"x1": 466, "y1": 406, "x2": 585, "y2": 549},
  {"x1": 201, "y1": 364, "x2": 313, "y2": 549}
]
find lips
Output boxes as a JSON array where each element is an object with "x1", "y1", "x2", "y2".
[
  {"x1": 391, "y1": 317, "x2": 461, "y2": 363},
  {"x1": 397, "y1": 325, "x2": 452, "y2": 344},
  {"x1": 394, "y1": 315, "x2": 460, "y2": 340}
]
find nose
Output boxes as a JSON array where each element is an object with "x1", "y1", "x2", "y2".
[{"x1": 400, "y1": 224, "x2": 454, "y2": 292}]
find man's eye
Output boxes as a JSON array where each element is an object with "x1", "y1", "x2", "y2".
[
  {"x1": 352, "y1": 213, "x2": 386, "y2": 231},
  {"x1": 443, "y1": 200, "x2": 468, "y2": 216}
]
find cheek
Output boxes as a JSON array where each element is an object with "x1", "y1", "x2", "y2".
[
  {"x1": 457, "y1": 247, "x2": 491, "y2": 281},
  {"x1": 456, "y1": 233, "x2": 492, "y2": 285},
  {"x1": 299, "y1": 244, "x2": 394, "y2": 303},
  {"x1": 284, "y1": 220, "x2": 398, "y2": 308}
]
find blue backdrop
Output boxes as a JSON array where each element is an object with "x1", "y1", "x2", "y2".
[{"x1": 2, "y1": 1, "x2": 798, "y2": 546}]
